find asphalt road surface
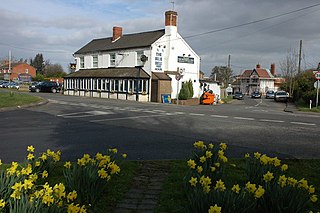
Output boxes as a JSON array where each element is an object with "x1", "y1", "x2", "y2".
[{"x1": 1, "y1": 93, "x2": 319, "y2": 163}]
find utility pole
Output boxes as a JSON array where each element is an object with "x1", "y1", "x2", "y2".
[
  {"x1": 298, "y1": 40, "x2": 302, "y2": 74},
  {"x1": 227, "y1": 55, "x2": 231, "y2": 68},
  {"x1": 9, "y1": 50, "x2": 11, "y2": 83}
]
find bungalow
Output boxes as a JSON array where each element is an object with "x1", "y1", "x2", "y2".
[{"x1": 64, "y1": 10, "x2": 200, "y2": 102}]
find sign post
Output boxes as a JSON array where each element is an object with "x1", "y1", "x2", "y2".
[{"x1": 315, "y1": 71, "x2": 320, "y2": 107}]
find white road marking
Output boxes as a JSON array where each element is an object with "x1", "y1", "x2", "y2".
[
  {"x1": 210, "y1": 115, "x2": 229, "y2": 118},
  {"x1": 152, "y1": 110, "x2": 167, "y2": 113},
  {"x1": 234, "y1": 117, "x2": 255, "y2": 121},
  {"x1": 57, "y1": 111, "x2": 114, "y2": 118},
  {"x1": 91, "y1": 114, "x2": 168, "y2": 122},
  {"x1": 174, "y1": 112, "x2": 185, "y2": 115},
  {"x1": 143, "y1": 110, "x2": 158, "y2": 113},
  {"x1": 189, "y1": 113, "x2": 205, "y2": 116},
  {"x1": 260, "y1": 119, "x2": 285, "y2": 123},
  {"x1": 290, "y1": 122, "x2": 316, "y2": 126}
]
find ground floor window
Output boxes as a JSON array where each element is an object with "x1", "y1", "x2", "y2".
[{"x1": 65, "y1": 78, "x2": 149, "y2": 95}]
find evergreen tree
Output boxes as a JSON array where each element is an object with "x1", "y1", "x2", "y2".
[{"x1": 31, "y1": 53, "x2": 45, "y2": 75}]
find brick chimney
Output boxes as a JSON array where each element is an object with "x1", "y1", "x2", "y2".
[
  {"x1": 112, "y1": 26, "x2": 122, "y2": 42},
  {"x1": 256, "y1": 64, "x2": 261, "y2": 69},
  {"x1": 270, "y1": 63, "x2": 276, "y2": 76}
]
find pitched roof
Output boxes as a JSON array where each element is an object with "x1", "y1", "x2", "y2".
[
  {"x1": 152, "y1": 72, "x2": 171, "y2": 80},
  {"x1": 64, "y1": 67, "x2": 150, "y2": 79},
  {"x1": 240, "y1": 68, "x2": 273, "y2": 78},
  {"x1": 74, "y1": 29, "x2": 165, "y2": 54}
]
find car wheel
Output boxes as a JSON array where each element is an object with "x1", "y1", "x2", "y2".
[
  {"x1": 35, "y1": 88, "x2": 40, "y2": 93},
  {"x1": 52, "y1": 88, "x2": 57, "y2": 93}
]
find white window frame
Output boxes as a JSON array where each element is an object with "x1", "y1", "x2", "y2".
[
  {"x1": 93, "y1": 55, "x2": 98, "y2": 68},
  {"x1": 110, "y1": 53, "x2": 116, "y2": 66}
]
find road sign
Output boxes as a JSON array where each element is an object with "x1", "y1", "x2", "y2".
[
  {"x1": 315, "y1": 71, "x2": 320, "y2": 80},
  {"x1": 314, "y1": 81, "x2": 320, "y2": 89}
]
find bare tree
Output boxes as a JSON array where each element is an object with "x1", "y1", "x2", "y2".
[
  {"x1": 279, "y1": 48, "x2": 299, "y2": 95},
  {"x1": 210, "y1": 66, "x2": 233, "y2": 88}
]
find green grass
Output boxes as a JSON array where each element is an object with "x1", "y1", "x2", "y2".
[
  {"x1": 221, "y1": 95, "x2": 234, "y2": 103},
  {"x1": 0, "y1": 91, "x2": 43, "y2": 108},
  {"x1": 299, "y1": 106, "x2": 320, "y2": 113}
]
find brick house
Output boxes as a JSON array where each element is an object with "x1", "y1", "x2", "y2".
[
  {"x1": 0, "y1": 62, "x2": 36, "y2": 82},
  {"x1": 237, "y1": 64, "x2": 284, "y2": 95}
]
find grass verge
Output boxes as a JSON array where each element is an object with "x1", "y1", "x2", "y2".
[{"x1": 0, "y1": 91, "x2": 43, "y2": 108}]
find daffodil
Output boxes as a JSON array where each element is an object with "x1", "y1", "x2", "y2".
[
  {"x1": 42, "y1": 170, "x2": 49, "y2": 179},
  {"x1": 200, "y1": 156, "x2": 206, "y2": 163},
  {"x1": 67, "y1": 190, "x2": 77, "y2": 202},
  {"x1": 27, "y1": 153, "x2": 35, "y2": 160},
  {"x1": 197, "y1": 166, "x2": 203, "y2": 173},
  {"x1": 310, "y1": 194, "x2": 318, "y2": 203},
  {"x1": 98, "y1": 168, "x2": 109, "y2": 179},
  {"x1": 281, "y1": 164, "x2": 288, "y2": 171},
  {"x1": 278, "y1": 175, "x2": 287, "y2": 188},
  {"x1": 0, "y1": 159, "x2": 2, "y2": 166},
  {"x1": 0, "y1": 199, "x2": 6, "y2": 208},
  {"x1": 232, "y1": 184, "x2": 241, "y2": 194},
  {"x1": 208, "y1": 204, "x2": 222, "y2": 213},
  {"x1": 64, "y1": 161, "x2": 72, "y2": 169},
  {"x1": 219, "y1": 143, "x2": 227, "y2": 150},
  {"x1": 214, "y1": 179, "x2": 226, "y2": 192},
  {"x1": 263, "y1": 171, "x2": 274, "y2": 182},
  {"x1": 205, "y1": 150, "x2": 213, "y2": 158},
  {"x1": 27, "y1": 145, "x2": 35, "y2": 152},
  {"x1": 189, "y1": 177, "x2": 198, "y2": 187},
  {"x1": 244, "y1": 153, "x2": 250, "y2": 158},
  {"x1": 254, "y1": 185, "x2": 265, "y2": 198},
  {"x1": 187, "y1": 159, "x2": 196, "y2": 169},
  {"x1": 122, "y1": 153, "x2": 127, "y2": 159},
  {"x1": 246, "y1": 182, "x2": 257, "y2": 193}
]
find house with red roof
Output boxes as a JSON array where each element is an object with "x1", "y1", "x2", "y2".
[{"x1": 236, "y1": 64, "x2": 284, "y2": 95}]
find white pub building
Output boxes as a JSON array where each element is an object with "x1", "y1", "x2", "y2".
[{"x1": 64, "y1": 10, "x2": 200, "y2": 102}]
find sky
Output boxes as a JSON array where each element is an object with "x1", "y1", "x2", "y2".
[{"x1": 1, "y1": 0, "x2": 320, "y2": 76}]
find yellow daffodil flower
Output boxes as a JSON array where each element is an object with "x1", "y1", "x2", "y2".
[
  {"x1": 246, "y1": 182, "x2": 257, "y2": 193},
  {"x1": 189, "y1": 177, "x2": 198, "y2": 187},
  {"x1": 67, "y1": 190, "x2": 77, "y2": 202},
  {"x1": 27, "y1": 153, "x2": 34, "y2": 160},
  {"x1": 310, "y1": 195, "x2": 318, "y2": 203},
  {"x1": 254, "y1": 185, "x2": 265, "y2": 198},
  {"x1": 219, "y1": 143, "x2": 227, "y2": 150},
  {"x1": 214, "y1": 179, "x2": 226, "y2": 192},
  {"x1": 200, "y1": 156, "x2": 206, "y2": 163},
  {"x1": 244, "y1": 153, "x2": 250, "y2": 158},
  {"x1": 27, "y1": 145, "x2": 35, "y2": 153},
  {"x1": 0, "y1": 199, "x2": 6, "y2": 208},
  {"x1": 209, "y1": 204, "x2": 222, "y2": 213},
  {"x1": 232, "y1": 184, "x2": 241, "y2": 194},
  {"x1": 197, "y1": 166, "x2": 203, "y2": 173},
  {"x1": 206, "y1": 151, "x2": 213, "y2": 158},
  {"x1": 187, "y1": 159, "x2": 196, "y2": 169},
  {"x1": 64, "y1": 161, "x2": 72, "y2": 169},
  {"x1": 263, "y1": 171, "x2": 274, "y2": 182},
  {"x1": 281, "y1": 164, "x2": 288, "y2": 171},
  {"x1": 278, "y1": 175, "x2": 287, "y2": 188},
  {"x1": 42, "y1": 170, "x2": 49, "y2": 179},
  {"x1": 208, "y1": 143, "x2": 214, "y2": 149},
  {"x1": 122, "y1": 153, "x2": 127, "y2": 159}
]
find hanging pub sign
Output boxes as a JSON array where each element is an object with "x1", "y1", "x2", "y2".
[{"x1": 177, "y1": 56, "x2": 194, "y2": 64}]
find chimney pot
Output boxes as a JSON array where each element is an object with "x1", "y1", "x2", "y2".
[
  {"x1": 112, "y1": 26, "x2": 122, "y2": 41},
  {"x1": 256, "y1": 64, "x2": 261, "y2": 69},
  {"x1": 165, "y1": 10, "x2": 178, "y2": 26}
]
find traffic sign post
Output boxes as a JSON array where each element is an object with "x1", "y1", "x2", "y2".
[{"x1": 315, "y1": 71, "x2": 320, "y2": 108}]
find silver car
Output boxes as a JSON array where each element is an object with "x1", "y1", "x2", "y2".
[
  {"x1": 274, "y1": 91, "x2": 288, "y2": 102},
  {"x1": 265, "y1": 90, "x2": 275, "y2": 99}
]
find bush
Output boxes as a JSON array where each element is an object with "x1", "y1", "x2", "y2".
[{"x1": 178, "y1": 84, "x2": 190, "y2": 100}]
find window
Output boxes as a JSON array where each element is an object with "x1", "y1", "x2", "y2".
[
  {"x1": 80, "y1": 57, "x2": 84, "y2": 69},
  {"x1": 93, "y1": 55, "x2": 98, "y2": 68},
  {"x1": 110, "y1": 53, "x2": 116, "y2": 66},
  {"x1": 25, "y1": 69, "x2": 29, "y2": 73}
]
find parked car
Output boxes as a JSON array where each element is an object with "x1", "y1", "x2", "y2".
[
  {"x1": 8, "y1": 82, "x2": 19, "y2": 90},
  {"x1": 274, "y1": 91, "x2": 288, "y2": 102},
  {"x1": 251, "y1": 91, "x2": 261, "y2": 98},
  {"x1": 0, "y1": 81, "x2": 10, "y2": 88},
  {"x1": 29, "y1": 81, "x2": 60, "y2": 93},
  {"x1": 265, "y1": 90, "x2": 275, "y2": 99},
  {"x1": 233, "y1": 91, "x2": 244, "y2": 100}
]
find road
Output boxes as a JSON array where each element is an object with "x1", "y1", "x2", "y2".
[{"x1": 1, "y1": 93, "x2": 319, "y2": 163}]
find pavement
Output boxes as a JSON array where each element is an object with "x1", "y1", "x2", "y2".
[{"x1": 113, "y1": 161, "x2": 170, "y2": 213}]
